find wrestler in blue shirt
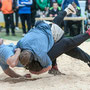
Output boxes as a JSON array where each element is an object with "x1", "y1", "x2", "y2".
[
  {"x1": 16, "y1": 21, "x2": 54, "y2": 68},
  {"x1": 0, "y1": 39, "x2": 30, "y2": 78},
  {"x1": 0, "y1": 43, "x2": 23, "y2": 70}
]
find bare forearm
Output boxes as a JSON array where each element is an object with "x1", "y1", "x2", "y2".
[
  {"x1": 4, "y1": 68, "x2": 21, "y2": 78},
  {"x1": 7, "y1": 48, "x2": 21, "y2": 67}
]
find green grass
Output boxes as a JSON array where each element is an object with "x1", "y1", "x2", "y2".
[
  {"x1": 0, "y1": 29, "x2": 23, "y2": 41},
  {"x1": 0, "y1": 28, "x2": 90, "y2": 42}
]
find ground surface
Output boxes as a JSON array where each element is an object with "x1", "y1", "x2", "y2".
[
  {"x1": 0, "y1": 29, "x2": 90, "y2": 41},
  {"x1": 0, "y1": 40, "x2": 90, "y2": 90}
]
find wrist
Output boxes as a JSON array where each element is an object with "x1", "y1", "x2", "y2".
[{"x1": 24, "y1": 74, "x2": 31, "y2": 78}]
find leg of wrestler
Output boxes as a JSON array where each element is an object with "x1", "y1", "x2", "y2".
[
  {"x1": 65, "y1": 47, "x2": 90, "y2": 66},
  {"x1": 48, "y1": 33, "x2": 90, "y2": 61},
  {"x1": 49, "y1": 4, "x2": 77, "y2": 75},
  {"x1": 48, "y1": 33, "x2": 90, "y2": 75},
  {"x1": 48, "y1": 11, "x2": 67, "y2": 75}
]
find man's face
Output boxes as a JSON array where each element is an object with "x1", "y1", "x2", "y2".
[
  {"x1": 0, "y1": 38, "x2": 3, "y2": 45},
  {"x1": 53, "y1": 3, "x2": 58, "y2": 9}
]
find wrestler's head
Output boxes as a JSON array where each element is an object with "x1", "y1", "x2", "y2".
[
  {"x1": 0, "y1": 38, "x2": 3, "y2": 45},
  {"x1": 19, "y1": 50, "x2": 34, "y2": 66}
]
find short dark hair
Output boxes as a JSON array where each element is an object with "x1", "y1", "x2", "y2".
[
  {"x1": 19, "y1": 50, "x2": 33, "y2": 66},
  {"x1": 53, "y1": 2, "x2": 58, "y2": 5}
]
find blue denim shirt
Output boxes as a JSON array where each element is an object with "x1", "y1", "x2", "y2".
[
  {"x1": 16, "y1": 21, "x2": 54, "y2": 68},
  {"x1": 0, "y1": 43, "x2": 23, "y2": 70}
]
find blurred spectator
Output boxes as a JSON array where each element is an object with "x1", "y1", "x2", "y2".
[
  {"x1": 18, "y1": 0, "x2": 32, "y2": 36},
  {"x1": 66, "y1": 2, "x2": 81, "y2": 36},
  {"x1": 85, "y1": 0, "x2": 90, "y2": 11},
  {"x1": 48, "y1": 2, "x2": 61, "y2": 17},
  {"x1": 0, "y1": 0, "x2": 2, "y2": 32},
  {"x1": 36, "y1": 0, "x2": 50, "y2": 11},
  {"x1": 50, "y1": 0, "x2": 63, "y2": 7},
  {"x1": 0, "y1": 0, "x2": 2, "y2": 9},
  {"x1": 31, "y1": 0, "x2": 37, "y2": 27},
  {"x1": 62, "y1": 0, "x2": 80, "y2": 10},
  {"x1": 13, "y1": 0, "x2": 19, "y2": 30},
  {"x1": 87, "y1": 5, "x2": 90, "y2": 25},
  {"x1": 62, "y1": 0, "x2": 80, "y2": 36},
  {"x1": 1, "y1": 0, "x2": 15, "y2": 36},
  {"x1": 85, "y1": 4, "x2": 90, "y2": 30},
  {"x1": 36, "y1": 0, "x2": 50, "y2": 17}
]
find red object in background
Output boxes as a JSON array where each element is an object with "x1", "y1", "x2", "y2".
[
  {"x1": 86, "y1": 28, "x2": 90, "y2": 36},
  {"x1": 88, "y1": 0, "x2": 90, "y2": 4},
  {"x1": 0, "y1": 0, "x2": 2, "y2": 11}
]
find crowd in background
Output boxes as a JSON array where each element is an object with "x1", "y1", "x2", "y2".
[
  {"x1": 85, "y1": 0, "x2": 90, "y2": 30},
  {"x1": 0, "y1": 0, "x2": 89, "y2": 37}
]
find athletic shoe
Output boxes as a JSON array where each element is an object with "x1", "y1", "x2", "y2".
[
  {"x1": 86, "y1": 28, "x2": 90, "y2": 36},
  {"x1": 15, "y1": 27, "x2": 19, "y2": 30},
  {"x1": 48, "y1": 65, "x2": 65, "y2": 75},
  {"x1": 65, "y1": 4, "x2": 76, "y2": 15}
]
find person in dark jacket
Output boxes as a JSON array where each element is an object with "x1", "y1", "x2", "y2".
[
  {"x1": 85, "y1": 4, "x2": 90, "y2": 30},
  {"x1": 0, "y1": 0, "x2": 2, "y2": 10},
  {"x1": 62, "y1": 0, "x2": 81, "y2": 36},
  {"x1": 66, "y1": 2, "x2": 81, "y2": 36},
  {"x1": 31, "y1": 0, "x2": 37, "y2": 27},
  {"x1": 85, "y1": 0, "x2": 90, "y2": 11},
  {"x1": 62, "y1": 0, "x2": 80, "y2": 10},
  {"x1": 48, "y1": 2, "x2": 61, "y2": 17},
  {"x1": 13, "y1": 0, "x2": 19, "y2": 30}
]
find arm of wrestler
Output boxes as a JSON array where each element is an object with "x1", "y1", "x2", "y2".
[
  {"x1": 4, "y1": 67, "x2": 22, "y2": 78},
  {"x1": 0, "y1": 47, "x2": 30, "y2": 78},
  {"x1": 29, "y1": 53, "x2": 52, "y2": 75},
  {"x1": 6, "y1": 48, "x2": 21, "y2": 68},
  {"x1": 1, "y1": 64, "x2": 31, "y2": 78},
  {"x1": 1, "y1": 48, "x2": 22, "y2": 78},
  {"x1": 0, "y1": 63, "x2": 21, "y2": 78}
]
